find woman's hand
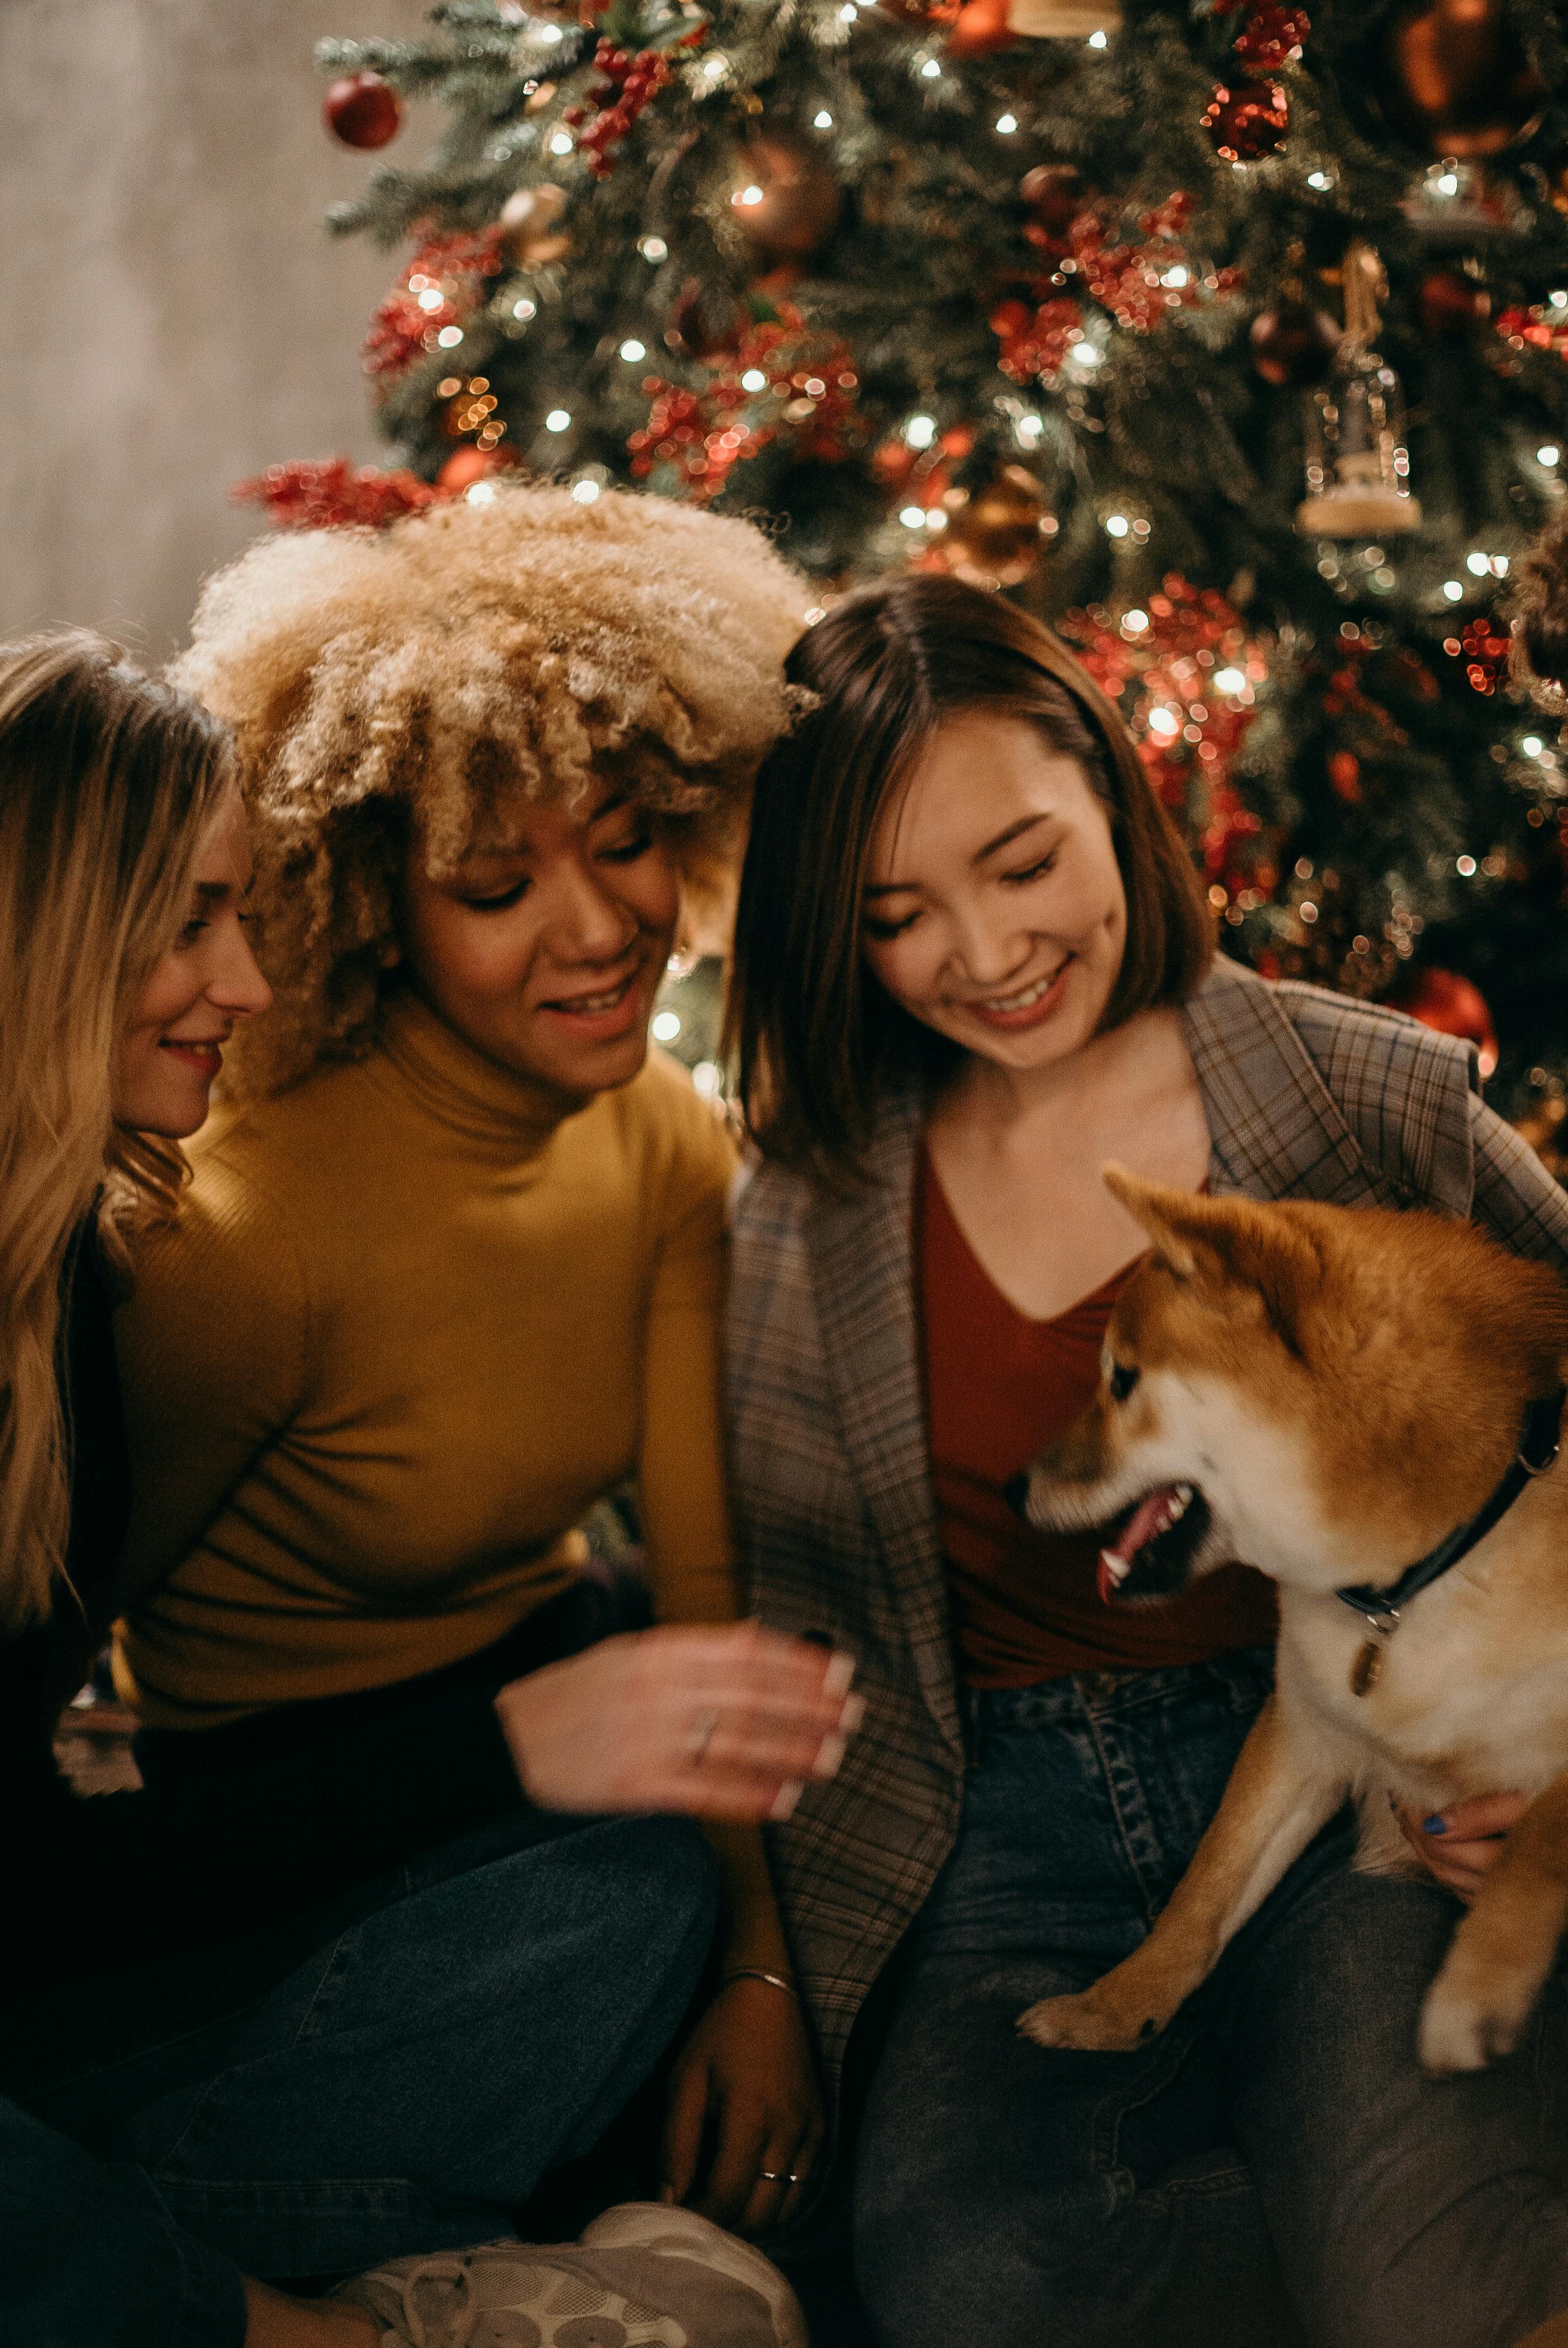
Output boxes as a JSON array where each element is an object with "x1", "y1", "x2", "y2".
[
  {"x1": 661, "y1": 1975, "x2": 825, "y2": 2237},
  {"x1": 1393, "y1": 1791, "x2": 1528, "y2": 1900},
  {"x1": 493, "y1": 1621, "x2": 861, "y2": 1822}
]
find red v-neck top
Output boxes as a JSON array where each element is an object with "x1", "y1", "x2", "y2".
[{"x1": 917, "y1": 1151, "x2": 1277, "y2": 1688}]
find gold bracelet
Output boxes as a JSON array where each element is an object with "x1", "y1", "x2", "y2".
[{"x1": 722, "y1": 1967, "x2": 800, "y2": 2002}]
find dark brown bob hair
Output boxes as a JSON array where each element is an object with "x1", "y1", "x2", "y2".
[{"x1": 727, "y1": 573, "x2": 1214, "y2": 1175}]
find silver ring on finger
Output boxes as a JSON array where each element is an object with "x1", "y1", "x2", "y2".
[{"x1": 686, "y1": 1706, "x2": 720, "y2": 1765}]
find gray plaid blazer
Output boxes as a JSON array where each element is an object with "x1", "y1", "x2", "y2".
[{"x1": 726, "y1": 956, "x2": 1568, "y2": 2131}]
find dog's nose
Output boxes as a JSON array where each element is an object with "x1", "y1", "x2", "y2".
[{"x1": 1003, "y1": 1471, "x2": 1032, "y2": 1519}]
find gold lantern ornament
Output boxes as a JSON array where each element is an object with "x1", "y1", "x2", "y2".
[
  {"x1": 1296, "y1": 244, "x2": 1423, "y2": 539},
  {"x1": 936, "y1": 466, "x2": 1058, "y2": 588},
  {"x1": 1006, "y1": 1, "x2": 1121, "y2": 33}
]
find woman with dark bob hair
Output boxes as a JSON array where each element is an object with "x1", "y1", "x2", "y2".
[{"x1": 724, "y1": 573, "x2": 1568, "y2": 2348}]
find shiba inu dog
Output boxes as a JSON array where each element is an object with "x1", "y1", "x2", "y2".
[{"x1": 1010, "y1": 1166, "x2": 1568, "y2": 2077}]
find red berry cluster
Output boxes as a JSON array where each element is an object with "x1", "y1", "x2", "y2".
[
  {"x1": 1059, "y1": 578, "x2": 1269, "y2": 891},
  {"x1": 1232, "y1": 6, "x2": 1310, "y2": 67},
  {"x1": 233, "y1": 459, "x2": 445, "y2": 530},
  {"x1": 363, "y1": 225, "x2": 507, "y2": 381},
  {"x1": 990, "y1": 296, "x2": 1083, "y2": 385},
  {"x1": 992, "y1": 194, "x2": 1242, "y2": 386},
  {"x1": 628, "y1": 308, "x2": 861, "y2": 501},
  {"x1": 1496, "y1": 301, "x2": 1568, "y2": 362},
  {"x1": 562, "y1": 41, "x2": 674, "y2": 180},
  {"x1": 1446, "y1": 616, "x2": 1512, "y2": 697}
]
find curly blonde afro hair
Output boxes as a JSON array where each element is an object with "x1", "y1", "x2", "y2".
[{"x1": 171, "y1": 484, "x2": 811, "y2": 1097}]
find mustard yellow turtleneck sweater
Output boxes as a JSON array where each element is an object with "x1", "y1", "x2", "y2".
[{"x1": 114, "y1": 987, "x2": 785, "y2": 1968}]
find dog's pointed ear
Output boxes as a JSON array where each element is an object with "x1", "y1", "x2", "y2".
[
  {"x1": 1103, "y1": 1164, "x2": 1322, "y2": 1358},
  {"x1": 1102, "y1": 1163, "x2": 1200, "y2": 1278}
]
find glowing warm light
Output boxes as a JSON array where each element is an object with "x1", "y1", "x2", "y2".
[
  {"x1": 1214, "y1": 666, "x2": 1246, "y2": 693},
  {"x1": 737, "y1": 184, "x2": 764, "y2": 206},
  {"x1": 619, "y1": 339, "x2": 647, "y2": 363},
  {"x1": 1087, "y1": 27, "x2": 1108, "y2": 46},
  {"x1": 437, "y1": 326, "x2": 464, "y2": 347},
  {"x1": 513, "y1": 298, "x2": 536, "y2": 320},
  {"x1": 1122, "y1": 608, "x2": 1150, "y2": 634},
  {"x1": 651, "y1": 1011, "x2": 682, "y2": 1042},
  {"x1": 465, "y1": 481, "x2": 497, "y2": 504},
  {"x1": 1105, "y1": 513, "x2": 1130, "y2": 536},
  {"x1": 1539, "y1": 446, "x2": 1561, "y2": 467},
  {"x1": 1147, "y1": 706, "x2": 1180, "y2": 739},
  {"x1": 1307, "y1": 171, "x2": 1332, "y2": 190},
  {"x1": 1074, "y1": 342, "x2": 1104, "y2": 368},
  {"x1": 1466, "y1": 551, "x2": 1490, "y2": 576},
  {"x1": 571, "y1": 479, "x2": 601, "y2": 503},
  {"x1": 904, "y1": 414, "x2": 937, "y2": 448},
  {"x1": 692, "y1": 1061, "x2": 723, "y2": 1098},
  {"x1": 1434, "y1": 171, "x2": 1459, "y2": 195},
  {"x1": 417, "y1": 287, "x2": 445, "y2": 312},
  {"x1": 640, "y1": 236, "x2": 668, "y2": 262},
  {"x1": 1442, "y1": 580, "x2": 1463, "y2": 601},
  {"x1": 1456, "y1": 855, "x2": 1477, "y2": 876},
  {"x1": 814, "y1": 110, "x2": 834, "y2": 127},
  {"x1": 899, "y1": 506, "x2": 927, "y2": 529},
  {"x1": 996, "y1": 114, "x2": 1018, "y2": 134},
  {"x1": 1491, "y1": 554, "x2": 1510, "y2": 576},
  {"x1": 1523, "y1": 736, "x2": 1545, "y2": 756},
  {"x1": 549, "y1": 131, "x2": 574, "y2": 154},
  {"x1": 545, "y1": 408, "x2": 572, "y2": 431},
  {"x1": 921, "y1": 57, "x2": 941, "y2": 77}
]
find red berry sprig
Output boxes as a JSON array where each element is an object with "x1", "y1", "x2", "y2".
[{"x1": 561, "y1": 41, "x2": 674, "y2": 180}]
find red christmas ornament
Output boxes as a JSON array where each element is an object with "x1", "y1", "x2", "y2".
[
  {"x1": 1249, "y1": 296, "x2": 1341, "y2": 387},
  {"x1": 324, "y1": 71, "x2": 403, "y2": 150},
  {"x1": 947, "y1": 0, "x2": 1016, "y2": 58},
  {"x1": 1020, "y1": 164, "x2": 1092, "y2": 243},
  {"x1": 1377, "y1": 0, "x2": 1545, "y2": 157},
  {"x1": 1385, "y1": 965, "x2": 1499, "y2": 1077},
  {"x1": 436, "y1": 446, "x2": 514, "y2": 494},
  {"x1": 1417, "y1": 266, "x2": 1491, "y2": 336},
  {"x1": 1327, "y1": 749, "x2": 1363, "y2": 801},
  {"x1": 1232, "y1": 5, "x2": 1310, "y2": 67},
  {"x1": 728, "y1": 135, "x2": 842, "y2": 263},
  {"x1": 1203, "y1": 78, "x2": 1289, "y2": 162}
]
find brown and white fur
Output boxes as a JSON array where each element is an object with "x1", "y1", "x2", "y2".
[{"x1": 1013, "y1": 1166, "x2": 1568, "y2": 2077}]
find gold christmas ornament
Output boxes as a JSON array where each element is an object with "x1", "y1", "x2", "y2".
[
  {"x1": 939, "y1": 466, "x2": 1057, "y2": 587},
  {"x1": 1006, "y1": 1, "x2": 1121, "y2": 32},
  {"x1": 1296, "y1": 243, "x2": 1423, "y2": 539},
  {"x1": 499, "y1": 182, "x2": 572, "y2": 267},
  {"x1": 728, "y1": 135, "x2": 843, "y2": 264}
]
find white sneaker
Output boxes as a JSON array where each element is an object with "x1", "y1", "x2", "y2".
[{"x1": 332, "y1": 2201, "x2": 809, "y2": 2348}]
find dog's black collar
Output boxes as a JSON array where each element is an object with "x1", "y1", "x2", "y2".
[{"x1": 1335, "y1": 1385, "x2": 1567, "y2": 1626}]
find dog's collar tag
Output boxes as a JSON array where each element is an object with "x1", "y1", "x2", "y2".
[{"x1": 1349, "y1": 1609, "x2": 1398, "y2": 1697}]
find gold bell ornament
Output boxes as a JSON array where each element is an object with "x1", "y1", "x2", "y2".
[{"x1": 1296, "y1": 243, "x2": 1423, "y2": 539}]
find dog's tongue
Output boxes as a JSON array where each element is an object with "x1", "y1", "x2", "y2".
[{"x1": 1097, "y1": 1487, "x2": 1183, "y2": 1604}]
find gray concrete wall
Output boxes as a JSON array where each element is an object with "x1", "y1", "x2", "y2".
[{"x1": 1, "y1": 0, "x2": 434, "y2": 665}]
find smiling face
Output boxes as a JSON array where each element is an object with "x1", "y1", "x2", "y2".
[
  {"x1": 859, "y1": 712, "x2": 1127, "y2": 1074},
  {"x1": 397, "y1": 784, "x2": 681, "y2": 1098},
  {"x1": 112, "y1": 782, "x2": 272, "y2": 1137}
]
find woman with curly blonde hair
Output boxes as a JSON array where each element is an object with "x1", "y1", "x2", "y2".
[{"x1": 106, "y1": 487, "x2": 857, "y2": 2315}]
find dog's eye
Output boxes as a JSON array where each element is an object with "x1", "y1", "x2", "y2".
[{"x1": 1108, "y1": 1361, "x2": 1140, "y2": 1402}]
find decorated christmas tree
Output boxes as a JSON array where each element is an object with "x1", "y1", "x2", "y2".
[{"x1": 251, "y1": 0, "x2": 1568, "y2": 1145}]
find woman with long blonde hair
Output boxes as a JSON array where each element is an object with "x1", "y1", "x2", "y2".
[{"x1": 0, "y1": 626, "x2": 823, "y2": 2348}]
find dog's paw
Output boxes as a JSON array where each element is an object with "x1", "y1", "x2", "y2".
[
  {"x1": 1417, "y1": 1973, "x2": 1535, "y2": 2075},
  {"x1": 1017, "y1": 1987, "x2": 1165, "y2": 2055}
]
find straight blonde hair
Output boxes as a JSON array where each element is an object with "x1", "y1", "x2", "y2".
[{"x1": 0, "y1": 632, "x2": 234, "y2": 1633}]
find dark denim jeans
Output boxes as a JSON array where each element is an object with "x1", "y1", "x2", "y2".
[
  {"x1": 854, "y1": 1651, "x2": 1568, "y2": 2348},
  {"x1": 2, "y1": 1810, "x2": 717, "y2": 2348}
]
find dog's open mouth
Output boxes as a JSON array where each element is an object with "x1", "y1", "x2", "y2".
[{"x1": 1098, "y1": 1484, "x2": 1212, "y2": 1604}]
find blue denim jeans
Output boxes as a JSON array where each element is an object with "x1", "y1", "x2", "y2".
[
  {"x1": 2, "y1": 1811, "x2": 717, "y2": 2347},
  {"x1": 854, "y1": 1651, "x2": 1568, "y2": 2348}
]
